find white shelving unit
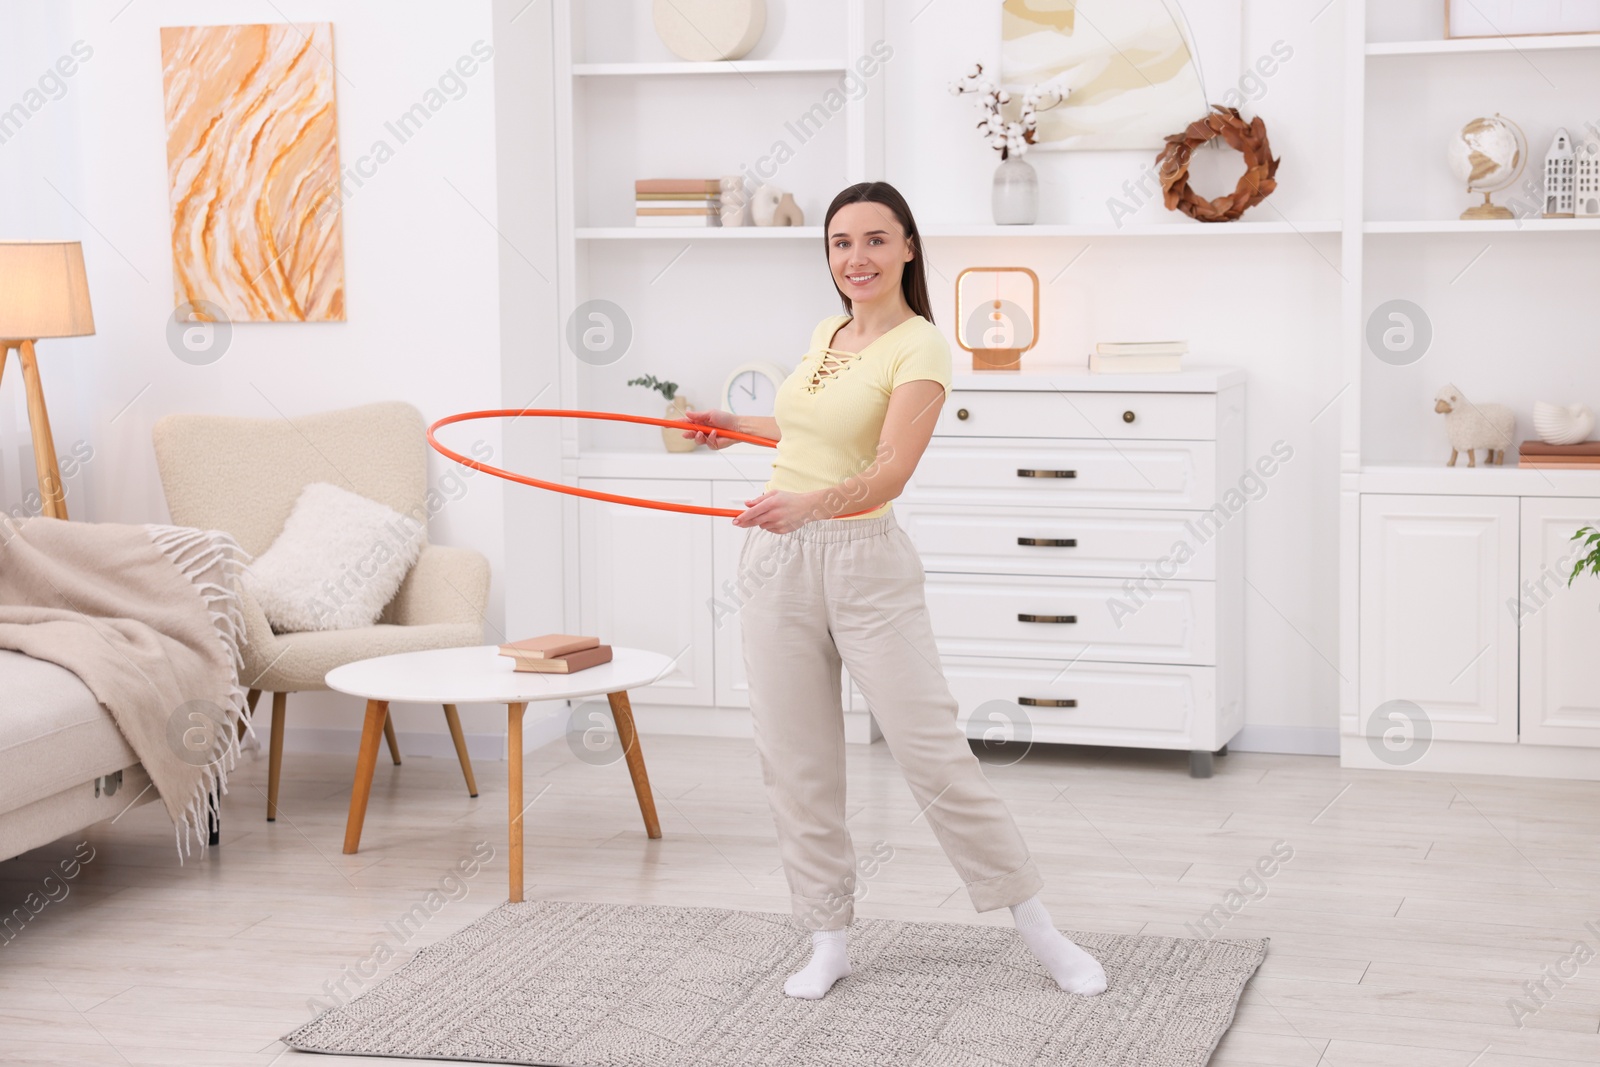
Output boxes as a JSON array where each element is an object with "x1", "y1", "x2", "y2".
[
  {"x1": 551, "y1": 0, "x2": 888, "y2": 726},
  {"x1": 1339, "y1": 4, "x2": 1600, "y2": 778}
]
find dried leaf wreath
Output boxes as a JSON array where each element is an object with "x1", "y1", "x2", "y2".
[{"x1": 1156, "y1": 105, "x2": 1281, "y2": 223}]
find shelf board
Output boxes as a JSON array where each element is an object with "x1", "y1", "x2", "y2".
[
  {"x1": 578, "y1": 226, "x2": 822, "y2": 239},
  {"x1": 577, "y1": 222, "x2": 1341, "y2": 239},
  {"x1": 1367, "y1": 33, "x2": 1600, "y2": 55},
  {"x1": 1365, "y1": 218, "x2": 1600, "y2": 233},
  {"x1": 572, "y1": 59, "x2": 847, "y2": 76},
  {"x1": 920, "y1": 221, "x2": 1340, "y2": 237}
]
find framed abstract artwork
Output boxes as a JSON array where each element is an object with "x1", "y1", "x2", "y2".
[
  {"x1": 160, "y1": 23, "x2": 346, "y2": 322},
  {"x1": 1001, "y1": 0, "x2": 1240, "y2": 151}
]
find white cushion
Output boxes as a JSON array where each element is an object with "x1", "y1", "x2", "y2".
[{"x1": 242, "y1": 481, "x2": 425, "y2": 633}]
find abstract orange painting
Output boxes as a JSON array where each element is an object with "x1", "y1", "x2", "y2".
[{"x1": 161, "y1": 23, "x2": 345, "y2": 322}]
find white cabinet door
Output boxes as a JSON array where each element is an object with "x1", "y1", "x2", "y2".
[
  {"x1": 578, "y1": 478, "x2": 714, "y2": 706},
  {"x1": 1520, "y1": 497, "x2": 1600, "y2": 747},
  {"x1": 1359, "y1": 494, "x2": 1518, "y2": 744}
]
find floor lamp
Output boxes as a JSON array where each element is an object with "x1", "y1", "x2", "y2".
[{"x1": 0, "y1": 240, "x2": 95, "y2": 521}]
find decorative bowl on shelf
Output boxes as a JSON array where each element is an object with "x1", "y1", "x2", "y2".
[
  {"x1": 1533, "y1": 400, "x2": 1595, "y2": 445},
  {"x1": 652, "y1": 0, "x2": 765, "y2": 62}
]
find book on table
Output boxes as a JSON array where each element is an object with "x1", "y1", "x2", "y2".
[
  {"x1": 1090, "y1": 340, "x2": 1187, "y2": 373},
  {"x1": 498, "y1": 634, "x2": 612, "y2": 674},
  {"x1": 1089, "y1": 351, "x2": 1183, "y2": 373},
  {"x1": 509, "y1": 644, "x2": 614, "y2": 674},
  {"x1": 499, "y1": 634, "x2": 599, "y2": 659}
]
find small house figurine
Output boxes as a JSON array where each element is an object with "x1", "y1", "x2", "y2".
[
  {"x1": 1543, "y1": 128, "x2": 1575, "y2": 217},
  {"x1": 1576, "y1": 135, "x2": 1600, "y2": 218}
]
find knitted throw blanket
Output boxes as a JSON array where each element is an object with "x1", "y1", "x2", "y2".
[{"x1": 0, "y1": 516, "x2": 252, "y2": 858}]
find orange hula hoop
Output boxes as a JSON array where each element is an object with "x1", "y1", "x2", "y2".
[{"x1": 426, "y1": 409, "x2": 882, "y2": 519}]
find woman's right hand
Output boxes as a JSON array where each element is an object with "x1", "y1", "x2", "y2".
[{"x1": 681, "y1": 408, "x2": 741, "y2": 450}]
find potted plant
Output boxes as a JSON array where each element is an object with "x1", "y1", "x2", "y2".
[
  {"x1": 1568, "y1": 526, "x2": 1600, "y2": 593},
  {"x1": 629, "y1": 374, "x2": 695, "y2": 453},
  {"x1": 948, "y1": 61, "x2": 1069, "y2": 225}
]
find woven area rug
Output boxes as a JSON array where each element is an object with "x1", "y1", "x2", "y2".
[{"x1": 282, "y1": 900, "x2": 1266, "y2": 1066}]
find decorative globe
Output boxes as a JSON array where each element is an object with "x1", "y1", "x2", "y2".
[{"x1": 1447, "y1": 114, "x2": 1527, "y2": 219}]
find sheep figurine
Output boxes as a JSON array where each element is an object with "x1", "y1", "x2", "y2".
[{"x1": 1434, "y1": 383, "x2": 1515, "y2": 467}]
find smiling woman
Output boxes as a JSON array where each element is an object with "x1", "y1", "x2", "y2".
[{"x1": 680, "y1": 180, "x2": 1111, "y2": 1005}]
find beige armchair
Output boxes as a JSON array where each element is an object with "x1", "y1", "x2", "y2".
[{"x1": 152, "y1": 400, "x2": 489, "y2": 821}]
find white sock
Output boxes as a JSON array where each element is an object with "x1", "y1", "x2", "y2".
[
  {"x1": 784, "y1": 928, "x2": 851, "y2": 999},
  {"x1": 1009, "y1": 894, "x2": 1107, "y2": 996}
]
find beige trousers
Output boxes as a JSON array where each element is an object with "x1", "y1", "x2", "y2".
[{"x1": 737, "y1": 509, "x2": 1045, "y2": 931}]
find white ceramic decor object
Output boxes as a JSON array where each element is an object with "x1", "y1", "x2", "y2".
[
  {"x1": 1533, "y1": 401, "x2": 1595, "y2": 445},
  {"x1": 652, "y1": 0, "x2": 765, "y2": 62},
  {"x1": 992, "y1": 156, "x2": 1038, "y2": 224},
  {"x1": 750, "y1": 183, "x2": 782, "y2": 226}
]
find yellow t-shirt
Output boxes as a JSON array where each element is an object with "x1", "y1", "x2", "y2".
[{"x1": 762, "y1": 312, "x2": 953, "y2": 520}]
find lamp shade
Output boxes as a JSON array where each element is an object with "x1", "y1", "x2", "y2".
[{"x1": 0, "y1": 240, "x2": 95, "y2": 340}]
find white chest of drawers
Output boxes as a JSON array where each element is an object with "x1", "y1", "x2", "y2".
[{"x1": 894, "y1": 367, "x2": 1247, "y2": 777}]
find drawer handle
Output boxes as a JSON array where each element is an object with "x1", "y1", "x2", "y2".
[
  {"x1": 957, "y1": 408, "x2": 970, "y2": 420},
  {"x1": 1017, "y1": 613, "x2": 1077, "y2": 624},
  {"x1": 1122, "y1": 410, "x2": 1136, "y2": 423},
  {"x1": 1017, "y1": 468, "x2": 1076, "y2": 479},
  {"x1": 1017, "y1": 536, "x2": 1077, "y2": 547},
  {"x1": 1018, "y1": 696, "x2": 1077, "y2": 708}
]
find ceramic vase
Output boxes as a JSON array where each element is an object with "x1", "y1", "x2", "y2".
[
  {"x1": 992, "y1": 156, "x2": 1038, "y2": 225},
  {"x1": 663, "y1": 395, "x2": 695, "y2": 452}
]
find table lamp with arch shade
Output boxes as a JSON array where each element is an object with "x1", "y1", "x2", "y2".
[{"x1": 0, "y1": 240, "x2": 95, "y2": 520}]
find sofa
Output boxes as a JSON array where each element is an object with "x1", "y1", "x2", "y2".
[{"x1": 0, "y1": 649, "x2": 158, "y2": 863}]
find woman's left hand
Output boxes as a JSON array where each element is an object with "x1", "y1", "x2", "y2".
[{"x1": 733, "y1": 490, "x2": 819, "y2": 534}]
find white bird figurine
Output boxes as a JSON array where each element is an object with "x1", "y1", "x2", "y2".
[{"x1": 1532, "y1": 401, "x2": 1595, "y2": 446}]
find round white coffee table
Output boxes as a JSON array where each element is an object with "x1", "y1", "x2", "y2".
[{"x1": 325, "y1": 644, "x2": 674, "y2": 902}]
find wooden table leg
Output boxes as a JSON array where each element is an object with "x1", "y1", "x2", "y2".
[
  {"x1": 383, "y1": 715, "x2": 402, "y2": 765},
  {"x1": 508, "y1": 702, "x2": 525, "y2": 903},
  {"x1": 343, "y1": 699, "x2": 389, "y2": 854},
  {"x1": 442, "y1": 703, "x2": 478, "y2": 797},
  {"x1": 607, "y1": 690, "x2": 662, "y2": 839}
]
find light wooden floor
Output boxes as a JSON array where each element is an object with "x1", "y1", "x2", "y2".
[{"x1": 2, "y1": 732, "x2": 1599, "y2": 1065}]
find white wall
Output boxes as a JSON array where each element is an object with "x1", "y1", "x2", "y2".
[
  {"x1": 554, "y1": 1, "x2": 1348, "y2": 753},
  {"x1": 1, "y1": 0, "x2": 514, "y2": 751},
  {"x1": 881, "y1": 0, "x2": 1349, "y2": 752},
  {"x1": 4, "y1": 0, "x2": 1372, "y2": 759}
]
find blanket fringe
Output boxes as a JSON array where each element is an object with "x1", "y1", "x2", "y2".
[{"x1": 144, "y1": 524, "x2": 256, "y2": 863}]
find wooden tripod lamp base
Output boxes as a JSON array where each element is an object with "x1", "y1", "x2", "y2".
[
  {"x1": 0, "y1": 239, "x2": 96, "y2": 524},
  {"x1": 0, "y1": 339, "x2": 69, "y2": 520}
]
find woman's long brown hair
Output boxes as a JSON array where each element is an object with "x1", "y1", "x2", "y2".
[{"x1": 822, "y1": 182, "x2": 934, "y2": 325}]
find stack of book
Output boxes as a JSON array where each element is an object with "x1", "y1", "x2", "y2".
[
  {"x1": 1518, "y1": 441, "x2": 1600, "y2": 469},
  {"x1": 1089, "y1": 340, "x2": 1186, "y2": 373},
  {"x1": 636, "y1": 178, "x2": 721, "y2": 228},
  {"x1": 498, "y1": 633, "x2": 613, "y2": 673}
]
